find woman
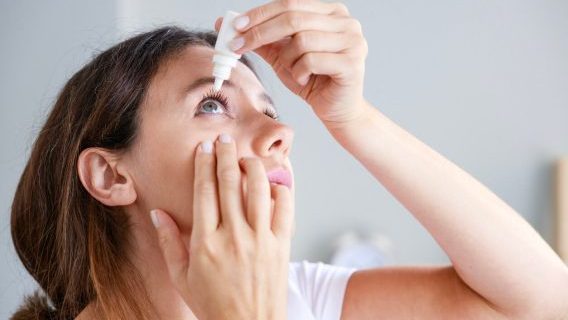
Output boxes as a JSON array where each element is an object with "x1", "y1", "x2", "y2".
[{"x1": 10, "y1": 1, "x2": 568, "y2": 319}]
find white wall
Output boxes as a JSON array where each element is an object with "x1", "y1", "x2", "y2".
[
  {"x1": 0, "y1": 1, "x2": 117, "y2": 317},
  {"x1": 1, "y1": 0, "x2": 567, "y2": 317}
]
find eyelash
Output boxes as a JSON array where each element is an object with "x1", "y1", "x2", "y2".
[{"x1": 198, "y1": 88, "x2": 279, "y2": 121}]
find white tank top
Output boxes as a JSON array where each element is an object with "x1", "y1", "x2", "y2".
[{"x1": 288, "y1": 260, "x2": 357, "y2": 320}]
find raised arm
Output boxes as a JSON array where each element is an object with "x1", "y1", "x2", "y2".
[
  {"x1": 216, "y1": 0, "x2": 568, "y2": 317},
  {"x1": 327, "y1": 101, "x2": 568, "y2": 320}
]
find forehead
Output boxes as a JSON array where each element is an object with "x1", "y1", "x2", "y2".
[{"x1": 150, "y1": 45, "x2": 264, "y2": 97}]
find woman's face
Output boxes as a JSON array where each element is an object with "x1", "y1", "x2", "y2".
[{"x1": 125, "y1": 45, "x2": 294, "y2": 236}]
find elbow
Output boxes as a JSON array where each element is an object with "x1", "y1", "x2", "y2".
[
  {"x1": 549, "y1": 276, "x2": 568, "y2": 320},
  {"x1": 501, "y1": 265, "x2": 568, "y2": 320},
  {"x1": 521, "y1": 269, "x2": 568, "y2": 320},
  {"x1": 544, "y1": 268, "x2": 568, "y2": 320}
]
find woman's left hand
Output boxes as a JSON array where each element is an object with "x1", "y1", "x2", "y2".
[{"x1": 215, "y1": 0, "x2": 369, "y2": 128}]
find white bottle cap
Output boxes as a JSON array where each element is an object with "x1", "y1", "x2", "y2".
[{"x1": 212, "y1": 11, "x2": 242, "y2": 91}]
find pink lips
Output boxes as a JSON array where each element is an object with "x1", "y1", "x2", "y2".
[{"x1": 266, "y1": 168, "x2": 293, "y2": 189}]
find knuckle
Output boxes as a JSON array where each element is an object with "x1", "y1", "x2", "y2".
[
  {"x1": 334, "y1": 2, "x2": 350, "y2": 15},
  {"x1": 294, "y1": 32, "x2": 309, "y2": 52},
  {"x1": 347, "y1": 18, "x2": 362, "y2": 33},
  {"x1": 249, "y1": 181, "x2": 268, "y2": 195},
  {"x1": 350, "y1": 38, "x2": 368, "y2": 59},
  {"x1": 218, "y1": 167, "x2": 239, "y2": 183},
  {"x1": 347, "y1": 52, "x2": 359, "y2": 65},
  {"x1": 249, "y1": 26, "x2": 263, "y2": 43},
  {"x1": 302, "y1": 52, "x2": 315, "y2": 67},
  {"x1": 360, "y1": 38, "x2": 369, "y2": 55},
  {"x1": 286, "y1": 12, "x2": 303, "y2": 30},
  {"x1": 193, "y1": 239, "x2": 217, "y2": 261},
  {"x1": 158, "y1": 233, "x2": 171, "y2": 250},
  {"x1": 253, "y1": 6, "x2": 268, "y2": 21},
  {"x1": 195, "y1": 179, "x2": 216, "y2": 194},
  {"x1": 230, "y1": 233, "x2": 252, "y2": 259},
  {"x1": 281, "y1": 0, "x2": 300, "y2": 10},
  {"x1": 196, "y1": 154, "x2": 213, "y2": 167},
  {"x1": 254, "y1": 227, "x2": 271, "y2": 240}
]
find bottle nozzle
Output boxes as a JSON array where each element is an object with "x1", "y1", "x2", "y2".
[
  {"x1": 212, "y1": 11, "x2": 241, "y2": 92},
  {"x1": 213, "y1": 78, "x2": 224, "y2": 91}
]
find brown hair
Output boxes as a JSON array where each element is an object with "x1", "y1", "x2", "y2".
[{"x1": 10, "y1": 26, "x2": 259, "y2": 320}]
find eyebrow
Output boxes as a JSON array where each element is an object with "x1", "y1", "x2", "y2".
[{"x1": 185, "y1": 76, "x2": 276, "y2": 109}]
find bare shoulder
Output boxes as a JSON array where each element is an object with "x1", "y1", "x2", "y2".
[{"x1": 341, "y1": 265, "x2": 511, "y2": 320}]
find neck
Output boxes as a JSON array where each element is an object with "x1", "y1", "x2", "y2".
[
  {"x1": 77, "y1": 205, "x2": 197, "y2": 320},
  {"x1": 130, "y1": 209, "x2": 197, "y2": 319}
]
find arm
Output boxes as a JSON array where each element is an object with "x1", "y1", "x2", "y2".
[
  {"x1": 326, "y1": 100, "x2": 568, "y2": 320},
  {"x1": 221, "y1": 1, "x2": 568, "y2": 316}
]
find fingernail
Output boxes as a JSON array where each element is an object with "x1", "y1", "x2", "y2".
[
  {"x1": 299, "y1": 75, "x2": 309, "y2": 86},
  {"x1": 201, "y1": 140, "x2": 213, "y2": 153},
  {"x1": 229, "y1": 37, "x2": 244, "y2": 51},
  {"x1": 150, "y1": 210, "x2": 160, "y2": 228},
  {"x1": 219, "y1": 133, "x2": 232, "y2": 144},
  {"x1": 233, "y1": 15, "x2": 249, "y2": 30}
]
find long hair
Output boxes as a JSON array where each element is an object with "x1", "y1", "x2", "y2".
[{"x1": 10, "y1": 26, "x2": 259, "y2": 319}]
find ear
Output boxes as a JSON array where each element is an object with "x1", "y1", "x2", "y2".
[{"x1": 77, "y1": 147, "x2": 137, "y2": 206}]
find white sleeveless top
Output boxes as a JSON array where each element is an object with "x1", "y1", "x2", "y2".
[{"x1": 288, "y1": 260, "x2": 357, "y2": 320}]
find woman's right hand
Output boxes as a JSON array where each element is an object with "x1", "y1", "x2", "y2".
[{"x1": 150, "y1": 133, "x2": 294, "y2": 320}]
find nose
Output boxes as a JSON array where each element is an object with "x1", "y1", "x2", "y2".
[{"x1": 253, "y1": 122, "x2": 294, "y2": 159}]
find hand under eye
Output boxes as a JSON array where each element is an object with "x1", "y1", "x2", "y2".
[{"x1": 149, "y1": 133, "x2": 294, "y2": 320}]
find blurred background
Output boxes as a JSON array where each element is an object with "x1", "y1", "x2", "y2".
[{"x1": 1, "y1": 0, "x2": 567, "y2": 317}]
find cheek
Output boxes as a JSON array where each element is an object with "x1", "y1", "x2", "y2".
[{"x1": 133, "y1": 129, "x2": 200, "y2": 234}]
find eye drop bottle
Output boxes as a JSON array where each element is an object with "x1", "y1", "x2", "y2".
[{"x1": 212, "y1": 10, "x2": 242, "y2": 91}]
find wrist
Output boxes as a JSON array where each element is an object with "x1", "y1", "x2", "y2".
[{"x1": 323, "y1": 98, "x2": 375, "y2": 133}]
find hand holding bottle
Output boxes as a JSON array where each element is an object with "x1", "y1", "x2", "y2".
[{"x1": 215, "y1": 0, "x2": 370, "y2": 130}]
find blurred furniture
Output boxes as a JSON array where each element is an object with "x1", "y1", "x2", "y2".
[{"x1": 329, "y1": 231, "x2": 394, "y2": 269}]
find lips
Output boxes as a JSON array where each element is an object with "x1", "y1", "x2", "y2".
[{"x1": 266, "y1": 168, "x2": 293, "y2": 189}]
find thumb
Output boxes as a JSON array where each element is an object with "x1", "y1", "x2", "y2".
[{"x1": 150, "y1": 209, "x2": 189, "y2": 285}]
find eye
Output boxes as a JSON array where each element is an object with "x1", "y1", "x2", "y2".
[
  {"x1": 195, "y1": 88, "x2": 279, "y2": 121},
  {"x1": 197, "y1": 99, "x2": 226, "y2": 115}
]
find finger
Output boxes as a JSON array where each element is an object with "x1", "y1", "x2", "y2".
[
  {"x1": 270, "y1": 184, "x2": 294, "y2": 238},
  {"x1": 250, "y1": 42, "x2": 306, "y2": 94},
  {"x1": 214, "y1": 16, "x2": 222, "y2": 31},
  {"x1": 193, "y1": 140, "x2": 219, "y2": 238},
  {"x1": 279, "y1": 31, "x2": 352, "y2": 70},
  {"x1": 240, "y1": 157, "x2": 271, "y2": 231},
  {"x1": 215, "y1": 133, "x2": 246, "y2": 229},
  {"x1": 237, "y1": 0, "x2": 349, "y2": 33},
  {"x1": 150, "y1": 209, "x2": 190, "y2": 285},
  {"x1": 234, "y1": 12, "x2": 351, "y2": 55},
  {"x1": 290, "y1": 52, "x2": 356, "y2": 86},
  {"x1": 251, "y1": 37, "x2": 291, "y2": 66}
]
